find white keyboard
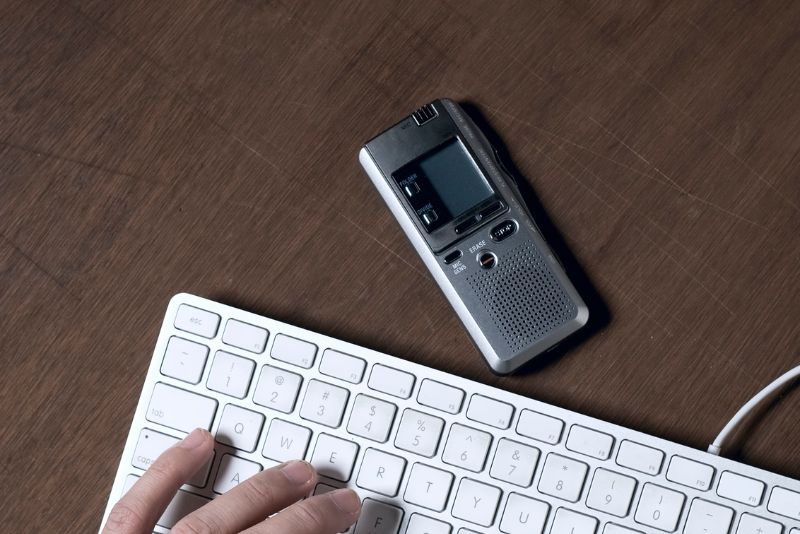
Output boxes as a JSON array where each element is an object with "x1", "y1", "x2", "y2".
[{"x1": 101, "y1": 294, "x2": 800, "y2": 533}]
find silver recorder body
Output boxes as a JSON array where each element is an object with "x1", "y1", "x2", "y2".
[{"x1": 359, "y1": 98, "x2": 588, "y2": 374}]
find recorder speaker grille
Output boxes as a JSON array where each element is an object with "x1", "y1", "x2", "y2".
[{"x1": 467, "y1": 242, "x2": 577, "y2": 352}]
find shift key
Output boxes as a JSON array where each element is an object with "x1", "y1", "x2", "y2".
[{"x1": 147, "y1": 382, "x2": 218, "y2": 433}]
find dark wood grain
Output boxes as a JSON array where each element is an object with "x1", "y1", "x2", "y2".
[{"x1": 1, "y1": 0, "x2": 799, "y2": 530}]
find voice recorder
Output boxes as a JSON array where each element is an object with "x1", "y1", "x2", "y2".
[{"x1": 359, "y1": 99, "x2": 589, "y2": 374}]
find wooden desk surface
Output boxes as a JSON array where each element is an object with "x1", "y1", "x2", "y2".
[{"x1": 1, "y1": 1, "x2": 798, "y2": 530}]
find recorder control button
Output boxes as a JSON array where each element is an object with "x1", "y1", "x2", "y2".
[
  {"x1": 444, "y1": 250, "x2": 462, "y2": 264},
  {"x1": 478, "y1": 251, "x2": 497, "y2": 269},
  {"x1": 421, "y1": 210, "x2": 438, "y2": 225},
  {"x1": 479, "y1": 201, "x2": 503, "y2": 219},
  {"x1": 490, "y1": 220, "x2": 517, "y2": 242},
  {"x1": 403, "y1": 182, "x2": 420, "y2": 197},
  {"x1": 454, "y1": 217, "x2": 478, "y2": 234}
]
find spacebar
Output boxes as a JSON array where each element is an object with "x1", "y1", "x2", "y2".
[{"x1": 146, "y1": 382, "x2": 218, "y2": 433}]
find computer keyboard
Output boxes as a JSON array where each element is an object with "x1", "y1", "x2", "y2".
[{"x1": 100, "y1": 293, "x2": 800, "y2": 533}]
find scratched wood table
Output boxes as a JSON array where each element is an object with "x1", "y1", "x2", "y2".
[{"x1": 1, "y1": 1, "x2": 799, "y2": 531}]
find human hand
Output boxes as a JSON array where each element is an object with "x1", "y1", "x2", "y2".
[{"x1": 102, "y1": 428, "x2": 361, "y2": 533}]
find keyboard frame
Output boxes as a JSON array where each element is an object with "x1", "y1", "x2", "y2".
[{"x1": 100, "y1": 293, "x2": 800, "y2": 532}]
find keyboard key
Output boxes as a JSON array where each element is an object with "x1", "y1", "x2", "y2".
[
  {"x1": 634, "y1": 483, "x2": 685, "y2": 531},
  {"x1": 442, "y1": 423, "x2": 492, "y2": 473},
  {"x1": 550, "y1": 508, "x2": 597, "y2": 534},
  {"x1": 355, "y1": 499, "x2": 403, "y2": 534},
  {"x1": 490, "y1": 438, "x2": 539, "y2": 487},
  {"x1": 319, "y1": 349, "x2": 366, "y2": 383},
  {"x1": 271, "y1": 333, "x2": 316, "y2": 368},
  {"x1": 604, "y1": 525, "x2": 642, "y2": 534},
  {"x1": 123, "y1": 475, "x2": 210, "y2": 529},
  {"x1": 313, "y1": 483, "x2": 338, "y2": 496},
  {"x1": 404, "y1": 463, "x2": 454, "y2": 512},
  {"x1": 299, "y1": 379, "x2": 349, "y2": 427},
  {"x1": 356, "y1": 448, "x2": 406, "y2": 497},
  {"x1": 347, "y1": 394, "x2": 397, "y2": 442},
  {"x1": 146, "y1": 382, "x2": 217, "y2": 433},
  {"x1": 222, "y1": 319, "x2": 268, "y2": 353},
  {"x1": 683, "y1": 498, "x2": 733, "y2": 534},
  {"x1": 451, "y1": 478, "x2": 501, "y2": 527},
  {"x1": 213, "y1": 454, "x2": 262, "y2": 494},
  {"x1": 174, "y1": 304, "x2": 220, "y2": 338},
  {"x1": 516, "y1": 410, "x2": 563, "y2": 444},
  {"x1": 538, "y1": 453, "x2": 588, "y2": 503},
  {"x1": 161, "y1": 336, "x2": 208, "y2": 384},
  {"x1": 499, "y1": 493, "x2": 549, "y2": 534},
  {"x1": 253, "y1": 365, "x2": 302, "y2": 413},
  {"x1": 767, "y1": 486, "x2": 800, "y2": 520},
  {"x1": 406, "y1": 513, "x2": 452, "y2": 534},
  {"x1": 466, "y1": 394, "x2": 513, "y2": 429},
  {"x1": 566, "y1": 425, "x2": 614, "y2": 460},
  {"x1": 132, "y1": 428, "x2": 211, "y2": 487},
  {"x1": 736, "y1": 513, "x2": 782, "y2": 534},
  {"x1": 261, "y1": 419, "x2": 311, "y2": 462},
  {"x1": 666, "y1": 456, "x2": 714, "y2": 491},
  {"x1": 586, "y1": 468, "x2": 636, "y2": 517},
  {"x1": 395, "y1": 409, "x2": 444, "y2": 458},
  {"x1": 717, "y1": 471, "x2": 765, "y2": 506},
  {"x1": 417, "y1": 379, "x2": 464, "y2": 414},
  {"x1": 615, "y1": 440, "x2": 664, "y2": 476},
  {"x1": 310, "y1": 433, "x2": 359, "y2": 481},
  {"x1": 215, "y1": 404, "x2": 264, "y2": 452},
  {"x1": 206, "y1": 351, "x2": 255, "y2": 399},
  {"x1": 368, "y1": 364, "x2": 415, "y2": 399}
]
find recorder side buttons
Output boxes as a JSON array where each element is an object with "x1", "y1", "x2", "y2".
[
  {"x1": 490, "y1": 220, "x2": 518, "y2": 242},
  {"x1": 478, "y1": 251, "x2": 497, "y2": 269},
  {"x1": 421, "y1": 210, "x2": 438, "y2": 226},
  {"x1": 403, "y1": 182, "x2": 420, "y2": 197},
  {"x1": 444, "y1": 250, "x2": 462, "y2": 265}
]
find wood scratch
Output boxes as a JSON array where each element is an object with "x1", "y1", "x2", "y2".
[
  {"x1": 596, "y1": 273, "x2": 673, "y2": 337},
  {"x1": 526, "y1": 137, "x2": 733, "y2": 314},
  {"x1": 584, "y1": 115, "x2": 768, "y2": 230},
  {"x1": 504, "y1": 57, "x2": 769, "y2": 230},
  {"x1": 0, "y1": 232, "x2": 81, "y2": 302},
  {"x1": 531, "y1": 130, "x2": 731, "y2": 286},
  {"x1": 485, "y1": 105, "x2": 677, "y2": 191},
  {"x1": 0, "y1": 140, "x2": 158, "y2": 185},
  {"x1": 527, "y1": 141, "x2": 623, "y2": 216},
  {"x1": 605, "y1": 47, "x2": 800, "y2": 215},
  {"x1": 67, "y1": 2, "x2": 282, "y2": 175},
  {"x1": 631, "y1": 226, "x2": 735, "y2": 317},
  {"x1": 337, "y1": 214, "x2": 428, "y2": 279},
  {"x1": 230, "y1": 133, "x2": 281, "y2": 172}
]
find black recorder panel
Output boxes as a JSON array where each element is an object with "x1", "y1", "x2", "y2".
[{"x1": 359, "y1": 99, "x2": 588, "y2": 374}]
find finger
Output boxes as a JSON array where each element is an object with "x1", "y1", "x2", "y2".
[
  {"x1": 103, "y1": 428, "x2": 214, "y2": 534},
  {"x1": 172, "y1": 460, "x2": 317, "y2": 533},
  {"x1": 243, "y1": 488, "x2": 361, "y2": 534}
]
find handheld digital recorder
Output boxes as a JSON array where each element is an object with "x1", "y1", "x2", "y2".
[{"x1": 359, "y1": 98, "x2": 589, "y2": 374}]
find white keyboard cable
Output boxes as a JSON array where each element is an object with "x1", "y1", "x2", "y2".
[{"x1": 708, "y1": 363, "x2": 800, "y2": 456}]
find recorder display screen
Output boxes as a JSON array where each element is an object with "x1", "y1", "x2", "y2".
[
  {"x1": 418, "y1": 139, "x2": 494, "y2": 217},
  {"x1": 393, "y1": 138, "x2": 496, "y2": 232}
]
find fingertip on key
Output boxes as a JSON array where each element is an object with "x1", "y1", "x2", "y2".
[
  {"x1": 280, "y1": 460, "x2": 316, "y2": 485},
  {"x1": 330, "y1": 488, "x2": 361, "y2": 515}
]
